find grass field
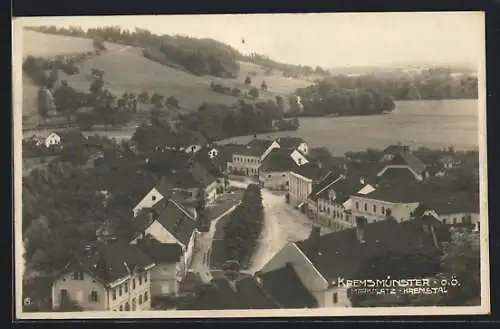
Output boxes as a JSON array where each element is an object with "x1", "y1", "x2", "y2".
[{"x1": 21, "y1": 30, "x2": 313, "y2": 128}]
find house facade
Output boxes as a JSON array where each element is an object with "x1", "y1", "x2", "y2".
[
  {"x1": 131, "y1": 199, "x2": 198, "y2": 272},
  {"x1": 258, "y1": 147, "x2": 309, "y2": 190},
  {"x1": 227, "y1": 153, "x2": 261, "y2": 177},
  {"x1": 51, "y1": 241, "x2": 155, "y2": 312},
  {"x1": 260, "y1": 219, "x2": 445, "y2": 308},
  {"x1": 288, "y1": 164, "x2": 327, "y2": 208},
  {"x1": 350, "y1": 193, "x2": 420, "y2": 224}
]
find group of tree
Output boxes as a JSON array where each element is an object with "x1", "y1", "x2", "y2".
[
  {"x1": 217, "y1": 184, "x2": 265, "y2": 268},
  {"x1": 293, "y1": 79, "x2": 396, "y2": 117},
  {"x1": 26, "y1": 25, "x2": 241, "y2": 79},
  {"x1": 175, "y1": 99, "x2": 290, "y2": 143},
  {"x1": 295, "y1": 69, "x2": 477, "y2": 115},
  {"x1": 210, "y1": 82, "x2": 241, "y2": 98},
  {"x1": 23, "y1": 138, "x2": 157, "y2": 273},
  {"x1": 242, "y1": 52, "x2": 331, "y2": 79}
]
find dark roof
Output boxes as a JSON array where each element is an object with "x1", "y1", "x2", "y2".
[
  {"x1": 308, "y1": 171, "x2": 342, "y2": 202},
  {"x1": 386, "y1": 152, "x2": 427, "y2": 175},
  {"x1": 276, "y1": 137, "x2": 305, "y2": 149},
  {"x1": 247, "y1": 138, "x2": 274, "y2": 150},
  {"x1": 134, "y1": 238, "x2": 182, "y2": 263},
  {"x1": 260, "y1": 148, "x2": 300, "y2": 172},
  {"x1": 292, "y1": 162, "x2": 326, "y2": 181},
  {"x1": 155, "y1": 199, "x2": 197, "y2": 246},
  {"x1": 148, "y1": 149, "x2": 191, "y2": 172},
  {"x1": 259, "y1": 264, "x2": 318, "y2": 308},
  {"x1": 183, "y1": 274, "x2": 280, "y2": 310},
  {"x1": 355, "y1": 182, "x2": 424, "y2": 203},
  {"x1": 377, "y1": 166, "x2": 422, "y2": 184},
  {"x1": 234, "y1": 145, "x2": 267, "y2": 157},
  {"x1": 191, "y1": 147, "x2": 224, "y2": 177},
  {"x1": 295, "y1": 219, "x2": 442, "y2": 281},
  {"x1": 315, "y1": 176, "x2": 365, "y2": 204},
  {"x1": 189, "y1": 161, "x2": 217, "y2": 188},
  {"x1": 413, "y1": 191, "x2": 480, "y2": 215},
  {"x1": 55, "y1": 129, "x2": 87, "y2": 144},
  {"x1": 66, "y1": 240, "x2": 155, "y2": 285},
  {"x1": 383, "y1": 144, "x2": 405, "y2": 154}
]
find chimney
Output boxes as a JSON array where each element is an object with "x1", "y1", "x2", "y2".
[
  {"x1": 360, "y1": 176, "x2": 365, "y2": 185},
  {"x1": 355, "y1": 216, "x2": 367, "y2": 244},
  {"x1": 309, "y1": 225, "x2": 321, "y2": 240}
]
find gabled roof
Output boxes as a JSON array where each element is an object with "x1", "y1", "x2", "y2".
[
  {"x1": 134, "y1": 238, "x2": 182, "y2": 264},
  {"x1": 308, "y1": 171, "x2": 343, "y2": 202},
  {"x1": 259, "y1": 264, "x2": 318, "y2": 308},
  {"x1": 180, "y1": 274, "x2": 281, "y2": 310},
  {"x1": 155, "y1": 199, "x2": 197, "y2": 246},
  {"x1": 247, "y1": 138, "x2": 275, "y2": 150},
  {"x1": 385, "y1": 152, "x2": 427, "y2": 175},
  {"x1": 63, "y1": 240, "x2": 155, "y2": 286},
  {"x1": 276, "y1": 137, "x2": 306, "y2": 149},
  {"x1": 413, "y1": 191, "x2": 480, "y2": 216},
  {"x1": 260, "y1": 147, "x2": 300, "y2": 172},
  {"x1": 188, "y1": 161, "x2": 217, "y2": 188},
  {"x1": 315, "y1": 176, "x2": 366, "y2": 204},
  {"x1": 295, "y1": 219, "x2": 442, "y2": 281},
  {"x1": 354, "y1": 182, "x2": 423, "y2": 203},
  {"x1": 55, "y1": 129, "x2": 87, "y2": 144},
  {"x1": 291, "y1": 162, "x2": 326, "y2": 181}
]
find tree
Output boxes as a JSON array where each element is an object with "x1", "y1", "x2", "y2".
[
  {"x1": 245, "y1": 76, "x2": 252, "y2": 85},
  {"x1": 53, "y1": 80, "x2": 80, "y2": 125},
  {"x1": 438, "y1": 230, "x2": 480, "y2": 306},
  {"x1": 260, "y1": 80, "x2": 268, "y2": 91},
  {"x1": 138, "y1": 91, "x2": 149, "y2": 103},
  {"x1": 37, "y1": 87, "x2": 55, "y2": 121},
  {"x1": 165, "y1": 96, "x2": 180, "y2": 109},
  {"x1": 248, "y1": 87, "x2": 259, "y2": 99}
]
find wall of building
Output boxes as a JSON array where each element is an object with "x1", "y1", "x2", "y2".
[
  {"x1": 45, "y1": 133, "x2": 61, "y2": 148},
  {"x1": 288, "y1": 173, "x2": 313, "y2": 206},
  {"x1": 260, "y1": 243, "x2": 328, "y2": 294},
  {"x1": 261, "y1": 141, "x2": 280, "y2": 160},
  {"x1": 133, "y1": 188, "x2": 164, "y2": 216},
  {"x1": 150, "y1": 263, "x2": 180, "y2": 297},
  {"x1": 52, "y1": 271, "x2": 107, "y2": 311},
  {"x1": 439, "y1": 212, "x2": 480, "y2": 226},
  {"x1": 315, "y1": 287, "x2": 351, "y2": 308},
  {"x1": 350, "y1": 196, "x2": 420, "y2": 223},
  {"x1": 316, "y1": 199, "x2": 354, "y2": 231},
  {"x1": 259, "y1": 171, "x2": 289, "y2": 190},
  {"x1": 228, "y1": 154, "x2": 261, "y2": 177},
  {"x1": 205, "y1": 181, "x2": 218, "y2": 205}
]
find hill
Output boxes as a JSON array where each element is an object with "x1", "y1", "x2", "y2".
[{"x1": 21, "y1": 30, "x2": 313, "y2": 128}]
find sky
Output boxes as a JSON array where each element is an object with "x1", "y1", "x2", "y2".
[{"x1": 16, "y1": 12, "x2": 485, "y2": 68}]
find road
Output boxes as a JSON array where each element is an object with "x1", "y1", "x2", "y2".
[{"x1": 189, "y1": 202, "x2": 241, "y2": 283}]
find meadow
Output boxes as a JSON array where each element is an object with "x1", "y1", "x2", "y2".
[{"x1": 21, "y1": 30, "x2": 313, "y2": 128}]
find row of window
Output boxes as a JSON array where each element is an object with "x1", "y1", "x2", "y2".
[
  {"x1": 113, "y1": 291, "x2": 149, "y2": 311},
  {"x1": 234, "y1": 156, "x2": 260, "y2": 164},
  {"x1": 318, "y1": 205, "x2": 346, "y2": 221},
  {"x1": 112, "y1": 273, "x2": 148, "y2": 300},
  {"x1": 355, "y1": 201, "x2": 391, "y2": 216},
  {"x1": 266, "y1": 174, "x2": 288, "y2": 178}
]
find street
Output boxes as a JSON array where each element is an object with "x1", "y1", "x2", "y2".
[{"x1": 189, "y1": 179, "x2": 320, "y2": 280}]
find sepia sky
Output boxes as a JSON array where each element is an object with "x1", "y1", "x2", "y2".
[{"x1": 17, "y1": 12, "x2": 484, "y2": 68}]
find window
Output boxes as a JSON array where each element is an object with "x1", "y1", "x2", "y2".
[
  {"x1": 443, "y1": 218, "x2": 447, "y2": 224},
  {"x1": 364, "y1": 203, "x2": 368, "y2": 211},
  {"x1": 282, "y1": 174, "x2": 286, "y2": 177},
  {"x1": 119, "y1": 305, "x2": 123, "y2": 311},
  {"x1": 144, "y1": 273, "x2": 148, "y2": 283},
  {"x1": 72, "y1": 272, "x2": 84, "y2": 280},
  {"x1": 333, "y1": 292, "x2": 338, "y2": 304},
  {"x1": 139, "y1": 274, "x2": 143, "y2": 285},
  {"x1": 144, "y1": 292, "x2": 148, "y2": 302},
  {"x1": 355, "y1": 202, "x2": 359, "y2": 210},
  {"x1": 112, "y1": 289, "x2": 116, "y2": 300},
  {"x1": 119, "y1": 286, "x2": 122, "y2": 296},
  {"x1": 124, "y1": 283, "x2": 128, "y2": 293},
  {"x1": 453, "y1": 217, "x2": 457, "y2": 224},
  {"x1": 125, "y1": 302, "x2": 130, "y2": 311},
  {"x1": 268, "y1": 174, "x2": 272, "y2": 178},
  {"x1": 381, "y1": 206, "x2": 385, "y2": 214},
  {"x1": 132, "y1": 298, "x2": 137, "y2": 311},
  {"x1": 132, "y1": 279, "x2": 136, "y2": 290},
  {"x1": 152, "y1": 195, "x2": 156, "y2": 201},
  {"x1": 139, "y1": 295, "x2": 143, "y2": 305},
  {"x1": 89, "y1": 291, "x2": 99, "y2": 303},
  {"x1": 373, "y1": 205, "x2": 377, "y2": 213}
]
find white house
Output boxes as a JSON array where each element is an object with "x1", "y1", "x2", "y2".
[
  {"x1": 130, "y1": 199, "x2": 199, "y2": 273},
  {"x1": 258, "y1": 147, "x2": 310, "y2": 190},
  {"x1": 51, "y1": 240, "x2": 155, "y2": 312}
]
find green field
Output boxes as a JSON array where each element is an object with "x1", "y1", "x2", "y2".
[{"x1": 21, "y1": 30, "x2": 313, "y2": 128}]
